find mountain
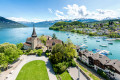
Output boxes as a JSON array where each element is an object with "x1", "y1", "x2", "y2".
[
  {"x1": 20, "y1": 18, "x2": 98, "y2": 27},
  {"x1": 0, "y1": 16, "x2": 26, "y2": 28}
]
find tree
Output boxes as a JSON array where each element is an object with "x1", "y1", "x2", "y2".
[
  {"x1": 4, "y1": 47, "x2": 19, "y2": 63},
  {"x1": 39, "y1": 35, "x2": 47, "y2": 45},
  {"x1": 37, "y1": 49, "x2": 43, "y2": 56},
  {"x1": 0, "y1": 53, "x2": 8, "y2": 70},
  {"x1": 0, "y1": 43, "x2": 17, "y2": 53},
  {"x1": 50, "y1": 40, "x2": 77, "y2": 63},
  {"x1": 52, "y1": 33, "x2": 57, "y2": 39},
  {"x1": 16, "y1": 43, "x2": 23, "y2": 50},
  {"x1": 52, "y1": 44, "x2": 65, "y2": 55},
  {"x1": 0, "y1": 43, "x2": 24, "y2": 71}
]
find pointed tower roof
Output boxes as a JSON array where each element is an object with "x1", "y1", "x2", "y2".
[{"x1": 31, "y1": 25, "x2": 37, "y2": 37}]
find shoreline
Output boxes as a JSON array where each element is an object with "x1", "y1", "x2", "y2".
[{"x1": 49, "y1": 28, "x2": 120, "y2": 41}]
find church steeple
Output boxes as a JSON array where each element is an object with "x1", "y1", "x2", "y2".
[{"x1": 32, "y1": 24, "x2": 37, "y2": 37}]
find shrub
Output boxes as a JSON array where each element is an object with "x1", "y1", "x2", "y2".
[
  {"x1": 28, "y1": 50, "x2": 36, "y2": 55},
  {"x1": 53, "y1": 67, "x2": 58, "y2": 73},
  {"x1": 52, "y1": 61, "x2": 71, "y2": 74},
  {"x1": 45, "y1": 50, "x2": 50, "y2": 53},
  {"x1": 60, "y1": 65, "x2": 67, "y2": 73},
  {"x1": 97, "y1": 69, "x2": 109, "y2": 80},
  {"x1": 45, "y1": 52, "x2": 51, "y2": 57},
  {"x1": 37, "y1": 49, "x2": 43, "y2": 56},
  {"x1": 77, "y1": 57, "x2": 80, "y2": 61},
  {"x1": 16, "y1": 43, "x2": 23, "y2": 50},
  {"x1": 71, "y1": 60, "x2": 76, "y2": 67}
]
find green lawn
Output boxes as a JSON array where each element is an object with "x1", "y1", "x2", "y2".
[
  {"x1": 16, "y1": 60, "x2": 49, "y2": 80},
  {"x1": 57, "y1": 71, "x2": 72, "y2": 80}
]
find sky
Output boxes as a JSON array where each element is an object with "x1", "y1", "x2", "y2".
[{"x1": 0, "y1": 0, "x2": 120, "y2": 22}]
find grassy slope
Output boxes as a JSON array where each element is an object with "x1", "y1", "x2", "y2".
[
  {"x1": 76, "y1": 63, "x2": 100, "y2": 80},
  {"x1": 57, "y1": 71, "x2": 72, "y2": 80},
  {"x1": 16, "y1": 60, "x2": 49, "y2": 80}
]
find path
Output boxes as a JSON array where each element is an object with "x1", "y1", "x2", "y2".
[
  {"x1": 75, "y1": 59, "x2": 105, "y2": 80},
  {"x1": 0, "y1": 55, "x2": 57, "y2": 80},
  {"x1": 67, "y1": 67, "x2": 88, "y2": 80}
]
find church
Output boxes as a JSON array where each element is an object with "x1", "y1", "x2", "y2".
[{"x1": 23, "y1": 27, "x2": 42, "y2": 50}]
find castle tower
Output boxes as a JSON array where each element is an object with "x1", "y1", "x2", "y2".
[{"x1": 31, "y1": 26, "x2": 37, "y2": 49}]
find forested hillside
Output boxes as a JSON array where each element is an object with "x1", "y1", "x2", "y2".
[{"x1": 0, "y1": 16, "x2": 26, "y2": 28}]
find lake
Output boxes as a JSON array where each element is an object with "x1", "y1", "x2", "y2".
[{"x1": 0, "y1": 27, "x2": 120, "y2": 60}]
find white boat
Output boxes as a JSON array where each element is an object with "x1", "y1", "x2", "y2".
[
  {"x1": 96, "y1": 40, "x2": 100, "y2": 42},
  {"x1": 106, "y1": 38, "x2": 116, "y2": 41},
  {"x1": 99, "y1": 45, "x2": 107, "y2": 47},
  {"x1": 98, "y1": 50, "x2": 110, "y2": 55},
  {"x1": 80, "y1": 44, "x2": 88, "y2": 49}
]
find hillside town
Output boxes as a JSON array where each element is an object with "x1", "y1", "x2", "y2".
[{"x1": 50, "y1": 20, "x2": 120, "y2": 38}]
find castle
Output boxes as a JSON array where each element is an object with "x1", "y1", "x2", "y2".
[{"x1": 23, "y1": 27, "x2": 42, "y2": 50}]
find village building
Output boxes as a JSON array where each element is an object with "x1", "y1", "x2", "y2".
[
  {"x1": 23, "y1": 27, "x2": 43, "y2": 50},
  {"x1": 79, "y1": 50, "x2": 94, "y2": 65},
  {"x1": 105, "y1": 60, "x2": 120, "y2": 80},
  {"x1": 46, "y1": 39, "x2": 62, "y2": 51},
  {"x1": 91, "y1": 53, "x2": 111, "y2": 71},
  {"x1": 78, "y1": 49, "x2": 120, "y2": 80}
]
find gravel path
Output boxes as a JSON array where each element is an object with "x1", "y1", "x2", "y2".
[
  {"x1": 0, "y1": 55, "x2": 57, "y2": 80},
  {"x1": 67, "y1": 67, "x2": 88, "y2": 80}
]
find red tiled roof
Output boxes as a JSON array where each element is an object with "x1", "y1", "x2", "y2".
[
  {"x1": 46, "y1": 39, "x2": 62, "y2": 47},
  {"x1": 24, "y1": 42, "x2": 31, "y2": 46}
]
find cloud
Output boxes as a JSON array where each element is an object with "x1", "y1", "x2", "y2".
[
  {"x1": 89, "y1": 9, "x2": 118, "y2": 20},
  {"x1": 7, "y1": 17, "x2": 28, "y2": 22},
  {"x1": 64, "y1": 4, "x2": 88, "y2": 18},
  {"x1": 55, "y1": 10, "x2": 66, "y2": 19},
  {"x1": 53, "y1": 4, "x2": 120, "y2": 20},
  {"x1": 56, "y1": 10, "x2": 64, "y2": 15},
  {"x1": 7, "y1": 17, "x2": 45, "y2": 23},
  {"x1": 48, "y1": 8, "x2": 53, "y2": 13}
]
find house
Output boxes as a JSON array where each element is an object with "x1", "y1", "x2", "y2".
[
  {"x1": 79, "y1": 50, "x2": 94, "y2": 65},
  {"x1": 23, "y1": 27, "x2": 43, "y2": 50},
  {"x1": 78, "y1": 50, "x2": 120, "y2": 80},
  {"x1": 97, "y1": 32, "x2": 103, "y2": 35},
  {"x1": 116, "y1": 22, "x2": 119, "y2": 24},
  {"x1": 105, "y1": 60, "x2": 120, "y2": 80},
  {"x1": 46, "y1": 39, "x2": 62, "y2": 51},
  {"x1": 91, "y1": 29, "x2": 97, "y2": 33},
  {"x1": 92, "y1": 53, "x2": 111, "y2": 71},
  {"x1": 109, "y1": 25, "x2": 114, "y2": 27}
]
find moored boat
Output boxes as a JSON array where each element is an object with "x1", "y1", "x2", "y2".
[
  {"x1": 80, "y1": 44, "x2": 88, "y2": 49},
  {"x1": 99, "y1": 45, "x2": 107, "y2": 47},
  {"x1": 96, "y1": 40, "x2": 100, "y2": 42},
  {"x1": 108, "y1": 42, "x2": 113, "y2": 45},
  {"x1": 98, "y1": 50, "x2": 111, "y2": 56}
]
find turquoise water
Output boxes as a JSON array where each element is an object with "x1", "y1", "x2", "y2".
[{"x1": 0, "y1": 27, "x2": 120, "y2": 60}]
